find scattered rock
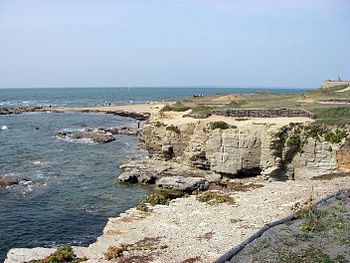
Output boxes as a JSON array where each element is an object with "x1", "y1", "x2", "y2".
[
  {"x1": 0, "y1": 106, "x2": 43, "y2": 115},
  {"x1": 0, "y1": 174, "x2": 29, "y2": 189},
  {"x1": 71, "y1": 132, "x2": 115, "y2": 143},
  {"x1": 55, "y1": 126, "x2": 138, "y2": 144}
]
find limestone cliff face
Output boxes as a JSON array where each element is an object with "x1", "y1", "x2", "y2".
[
  {"x1": 143, "y1": 120, "x2": 348, "y2": 180},
  {"x1": 290, "y1": 139, "x2": 338, "y2": 180}
]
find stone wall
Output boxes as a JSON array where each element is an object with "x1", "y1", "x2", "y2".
[{"x1": 212, "y1": 108, "x2": 314, "y2": 118}]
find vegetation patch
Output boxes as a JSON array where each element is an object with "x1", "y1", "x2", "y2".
[
  {"x1": 194, "y1": 190, "x2": 235, "y2": 205},
  {"x1": 29, "y1": 245, "x2": 87, "y2": 263},
  {"x1": 160, "y1": 101, "x2": 190, "y2": 112},
  {"x1": 104, "y1": 244, "x2": 129, "y2": 260},
  {"x1": 312, "y1": 107, "x2": 350, "y2": 125},
  {"x1": 229, "y1": 191, "x2": 350, "y2": 262},
  {"x1": 208, "y1": 121, "x2": 236, "y2": 130},
  {"x1": 104, "y1": 237, "x2": 162, "y2": 261},
  {"x1": 286, "y1": 134, "x2": 302, "y2": 149},
  {"x1": 189, "y1": 105, "x2": 213, "y2": 118}
]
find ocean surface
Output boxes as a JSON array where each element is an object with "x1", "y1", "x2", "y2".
[{"x1": 0, "y1": 87, "x2": 307, "y2": 262}]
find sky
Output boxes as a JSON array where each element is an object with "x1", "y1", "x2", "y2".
[{"x1": 0, "y1": 0, "x2": 349, "y2": 89}]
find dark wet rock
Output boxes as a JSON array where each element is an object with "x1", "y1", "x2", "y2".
[
  {"x1": 156, "y1": 176, "x2": 209, "y2": 192},
  {"x1": 71, "y1": 132, "x2": 115, "y2": 143},
  {"x1": 55, "y1": 126, "x2": 138, "y2": 144},
  {"x1": 0, "y1": 106, "x2": 43, "y2": 115},
  {"x1": 0, "y1": 174, "x2": 29, "y2": 189}
]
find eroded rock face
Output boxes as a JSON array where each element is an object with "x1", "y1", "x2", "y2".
[
  {"x1": 142, "y1": 121, "x2": 347, "y2": 180},
  {"x1": 290, "y1": 139, "x2": 338, "y2": 180},
  {"x1": 337, "y1": 140, "x2": 350, "y2": 172},
  {"x1": 205, "y1": 128, "x2": 262, "y2": 176},
  {"x1": 118, "y1": 159, "x2": 221, "y2": 184}
]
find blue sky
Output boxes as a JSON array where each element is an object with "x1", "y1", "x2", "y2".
[{"x1": 0, "y1": 0, "x2": 349, "y2": 88}]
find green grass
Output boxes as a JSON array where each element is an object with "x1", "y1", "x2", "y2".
[
  {"x1": 160, "y1": 101, "x2": 190, "y2": 112},
  {"x1": 189, "y1": 105, "x2": 213, "y2": 118},
  {"x1": 311, "y1": 107, "x2": 350, "y2": 125}
]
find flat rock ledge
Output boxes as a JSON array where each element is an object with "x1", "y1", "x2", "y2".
[{"x1": 118, "y1": 159, "x2": 221, "y2": 190}]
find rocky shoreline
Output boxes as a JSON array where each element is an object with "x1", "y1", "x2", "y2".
[{"x1": 4, "y1": 99, "x2": 350, "y2": 262}]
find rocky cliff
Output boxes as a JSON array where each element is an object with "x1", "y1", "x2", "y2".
[{"x1": 141, "y1": 118, "x2": 348, "y2": 180}]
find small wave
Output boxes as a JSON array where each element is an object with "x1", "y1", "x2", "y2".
[
  {"x1": 55, "y1": 135, "x2": 95, "y2": 144},
  {"x1": 1, "y1": 125, "x2": 8, "y2": 130}
]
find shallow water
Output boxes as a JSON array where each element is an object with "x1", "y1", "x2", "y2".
[{"x1": 0, "y1": 112, "x2": 150, "y2": 261}]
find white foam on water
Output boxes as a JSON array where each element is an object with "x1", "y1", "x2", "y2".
[{"x1": 1, "y1": 125, "x2": 8, "y2": 130}]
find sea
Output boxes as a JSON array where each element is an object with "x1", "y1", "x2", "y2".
[{"x1": 0, "y1": 87, "x2": 308, "y2": 261}]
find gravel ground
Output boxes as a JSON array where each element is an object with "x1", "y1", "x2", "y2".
[{"x1": 6, "y1": 176, "x2": 350, "y2": 263}]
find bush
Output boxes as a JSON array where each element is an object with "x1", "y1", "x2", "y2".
[
  {"x1": 136, "y1": 193, "x2": 171, "y2": 212},
  {"x1": 29, "y1": 245, "x2": 87, "y2": 263},
  {"x1": 190, "y1": 106, "x2": 213, "y2": 118},
  {"x1": 160, "y1": 101, "x2": 190, "y2": 112},
  {"x1": 209, "y1": 121, "x2": 236, "y2": 130},
  {"x1": 286, "y1": 135, "x2": 301, "y2": 148},
  {"x1": 324, "y1": 130, "x2": 347, "y2": 144},
  {"x1": 104, "y1": 244, "x2": 129, "y2": 260}
]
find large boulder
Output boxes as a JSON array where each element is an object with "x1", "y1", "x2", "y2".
[
  {"x1": 118, "y1": 159, "x2": 221, "y2": 184},
  {"x1": 156, "y1": 176, "x2": 209, "y2": 192}
]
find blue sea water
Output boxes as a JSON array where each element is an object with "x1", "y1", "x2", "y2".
[{"x1": 0, "y1": 87, "x2": 307, "y2": 262}]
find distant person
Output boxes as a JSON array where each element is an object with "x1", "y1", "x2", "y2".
[{"x1": 338, "y1": 76, "x2": 341, "y2": 81}]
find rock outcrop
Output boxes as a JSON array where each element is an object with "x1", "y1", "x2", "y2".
[
  {"x1": 0, "y1": 106, "x2": 44, "y2": 115},
  {"x1": 141, "y1": 120, "x2": 348, "y2": 180},
  {"x1": 0, "y1": 174, "x2": 29, "y2": 189},
  {"x1": 55, "y1": 126, "x2": 138, "y2": 143},
  {"x1": 118, "y1": 159, "x2": 221, "y2": 185},
  {"x1": 156, "y1": 176, "x2": 209, "y2": 192}
]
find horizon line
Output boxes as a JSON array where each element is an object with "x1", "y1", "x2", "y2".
[{"x1": 0, "y1": 85, "x2": 314, "y2": 90}]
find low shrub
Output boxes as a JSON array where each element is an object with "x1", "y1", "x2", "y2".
[
  {"x1": 29, "y1": 245, "x2": 87, "y2": 263},
  {"x1": 160, "y1": 102, "x2": 190, "y2": 112},
  {"x1": 324, "y1": 130, "x2": 347, "y2": 144},
  {"x1": 104, "y1": 244, "x2": 129, "y2": 260},
  {"x1": 195, "y1": 191, "x2": 235, "y2": 205},
  {"x1": 136, "y1": 193, "x2": 172, "y2": 212},
  {"x1": 286, "y1": 135, "x2": 301, "y2": 148},
  {"x1": 189, "y1": 106, "x2": 213, "y2": 118},
  {"x1": 208, "y1": 121, "x2": 236, "y2": 130}
]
